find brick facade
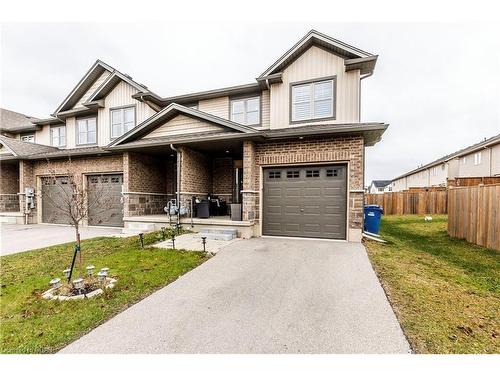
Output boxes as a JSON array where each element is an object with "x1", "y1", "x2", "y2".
[
  {"x1": 123, "y1": 152, "x2": 174, "y2": 217},
  {"x1": 19, "y1": 155, "x2": 123, "y2": 224},
  {"x1": 0, "y1": 162, "x2": 20, "y2": 212},
  {"x1": 212, "y1": 157, "x2": 233, "y2": 203},
  {"x1": 242, "y1": 136, "x2": 365, "y2": 240}
]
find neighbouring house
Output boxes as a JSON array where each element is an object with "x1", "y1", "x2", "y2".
[
  {"x1": 367, "y1": 180, "x2": 392, "y2": 194},
  {"x1": 0, "y1": 30, "x2": 388, "y2": 241},
  {"x1": 391, "y1": 134, "x2": 500, "y2": 192}
]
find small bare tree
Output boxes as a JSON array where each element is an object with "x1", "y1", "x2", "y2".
[{"x1": 42, "y1": 157, "x2": 117, "y2": 279}]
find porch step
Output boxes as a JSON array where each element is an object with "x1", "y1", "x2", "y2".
[{"x1": 197, "y1": 228, "x2": 237, "y2": 241}]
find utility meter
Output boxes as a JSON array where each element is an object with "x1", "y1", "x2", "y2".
[{"x1": 25, "y1": 187, "x2": 35, "y2": 209}]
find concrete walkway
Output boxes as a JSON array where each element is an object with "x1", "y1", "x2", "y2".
[
  {"x1": 0, "y1": 223, "x2": 124, "y2": 255},
  {"x1": 60, "y1": 237, "x2": 411, "y2": 354},
  {"x1": 154, "y1": 233, "x2": 241, "y2": 254}
]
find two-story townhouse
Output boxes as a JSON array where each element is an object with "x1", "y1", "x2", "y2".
[
  {"x1": 0, "y1": 30, "x2": 388, "y2": 241},
  {"x1": 391, "y1": 134, "x2": 500, "y2": 191}
]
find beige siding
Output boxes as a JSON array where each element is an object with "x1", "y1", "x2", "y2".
[
  {"x1": 392, "y1": 178, "x2": 407, "y2": 192},
  {"x1": 74, "y1": 71, "x2": 112, "y2": 108},
  {"x1": 143, "y1": 114, "x2": 226, "y2": 139},
  {"x1": 491, "y1": 144, "x2": 500, "y2": 176},
  {"x1": 97, "y1": 80, "x2": 157, "y2": 146},
  {"x1": 457, "y1": 147, "x2": 496, "y2": 177},
  {"x1": 270, "y1": 45, "x2": 360, "y2": 129},
  {"x1": 261, "y1": 89, "x2": 270, "y2": 128},
  {"x1": 34, "y1": 125, "x2": 50, "y2": 146},
  {"x1": 429, "y1": 163, "x2": 448, "y2": 186},
  {"x1": 65, "y1": 117, "x2": 77, "y2": 148},
  {"x1": 198, "y1": 96, "x2": 229, "y2": 119}
]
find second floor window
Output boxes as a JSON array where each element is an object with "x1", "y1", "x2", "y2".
[
  {"x1": 111, "y1": 107, "x2": 135, "y2": 138},
  {"x1": 230, "y1": 97, "x2": 260, "y2": 125},
  {"x1": 77, "y1": 117, "x2": 97, "y2": 145},
  {"x1": 291, "y1": 78, "x2": 334, "y2": 122},
  {"x1": 21, "y1": 133, "x2": 35, "y2": 143},
  {"x1": 50, "y1": 126, "x2": 66, "y2": 147}
]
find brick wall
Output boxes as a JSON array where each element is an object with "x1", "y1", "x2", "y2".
[
  {"x1": 0, "y1": 162, "x2": 20, "y2": 212},
  {"x1": 243, "y1": 136, "x2": 365, "y2": 236},
  {"x1": 123, "y1": 152, "x2": 174, "y2": 217},
  {"x1": 212, "y1": 157, "x2": 233, "y2": 203},
  {"x1": 19, "y1": 155, "x2": 123, "y2": 224}
]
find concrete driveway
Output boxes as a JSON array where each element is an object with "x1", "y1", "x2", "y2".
[
  {"x1": 0, "y1": 223, "x2": 123, "y2": 255},
  {"x1": 60, "y1": 237, "x2": 410, "y2": 354}
]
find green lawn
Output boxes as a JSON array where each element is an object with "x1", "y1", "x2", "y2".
[
  {"x1": 0, "y1": 231, "x2": 209, "y2": 354},
  {"x1": 365, "y1": 215, "x2": 500, "y2": 354}
]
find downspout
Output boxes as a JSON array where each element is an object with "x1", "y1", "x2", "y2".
[{"x1": 170, "y1": 144, "x2": 181, "y2": 227}]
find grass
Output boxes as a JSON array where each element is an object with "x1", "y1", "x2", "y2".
[
  {"x1": 364, "y1": 215, "x2": 500, "y2": 354},
  {"x1": 0, "y1": 230, "x2": 209, "y2": 354}
]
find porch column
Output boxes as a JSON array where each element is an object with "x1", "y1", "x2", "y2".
[{"x1": 242, "y1": 140, "x2": 259, "y2": 221}]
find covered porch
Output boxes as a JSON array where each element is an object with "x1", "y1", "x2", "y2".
[{"x1": 122, "y1": 137, "x2": 258, "y2": 238}]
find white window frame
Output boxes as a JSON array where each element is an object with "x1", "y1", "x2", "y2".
[
  {"x1": 474, "y1": 152, "x2": 481, "y2": 166},
  {"x1": 291, "y1": 77, "x2": 335, "y2": 123},
  {"x1": 230, "y1": 96, "x2": 260, "y2": 126},
  {"x1": 77, "y1": 117, "x2": 97, "y2": 145},
  {"x1": 110, "y1": 106, "x2": 136, "y2": 139},
  {"x1": 50, "y1": 125, "x2": 66, "y2": 147},
  {"x1": 20, "y1": 133, "x2": 35, "y2": 143}
]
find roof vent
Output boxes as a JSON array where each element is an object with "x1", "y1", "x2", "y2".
[{"x1": 123, "y1": 73, "x2": 133, "y2": 79}]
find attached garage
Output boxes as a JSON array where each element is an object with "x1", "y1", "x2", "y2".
[
  {"x1": 41, "y1": 176, "x2": 72, "y2": 225},
  {"x1": 262, "y1": 164, "x2": 347, "y2": 239},
  {"x1": 87, "y1": 174, "x2": 124, "y2": 227}
]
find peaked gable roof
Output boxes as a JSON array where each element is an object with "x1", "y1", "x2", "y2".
[
  {"x1": 259, "y1": 29, "x2": 377, "y2": 79},
  {"x1": 108, "y1": 103, "x2": 259, "y2": 147},
  {"x1": 53, "y1": 60, "x2": 154, "y2": 116}
]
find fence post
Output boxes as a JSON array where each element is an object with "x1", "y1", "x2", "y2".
[{"x1": 477, "y1": 184, "x2": 484, "y2": 246}]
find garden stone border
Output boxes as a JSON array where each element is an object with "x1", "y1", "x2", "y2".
[{"x1": 42, "y1": 277, "x2": 117, "y2": 301}]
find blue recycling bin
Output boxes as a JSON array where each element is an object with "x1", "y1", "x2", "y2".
[{"x1": 364, "y1": 205, "x2": 384, "y2": 235}]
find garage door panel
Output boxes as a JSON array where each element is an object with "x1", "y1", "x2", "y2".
[
  {"x1": 262, "y1": 165, "x2": 347, "y2": 240},
  {"x1": 41, "y1": 177, "x2": 72, "y2": 225},
  {"x1": 88, "y1": 174, "x2": 123, "y2": 227}
]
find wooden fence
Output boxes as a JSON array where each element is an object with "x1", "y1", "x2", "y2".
[
  {"x1": 448, "y1": 184, "x2": 500, "y2": 250},
  {"x1": 365, "y1": 190, "x2": 448, "y2": 215},
  {"x1": 448, "y1": 176, "x2": 500, "y2": 187}
]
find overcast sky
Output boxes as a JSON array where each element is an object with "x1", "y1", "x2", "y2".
[{"x1": 1, "y1": 22, "x2": 499, "y2": 184}]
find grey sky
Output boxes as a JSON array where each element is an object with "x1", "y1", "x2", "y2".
[{"x1": 1, "y1": 22, "x2": 499, "y2": 184}]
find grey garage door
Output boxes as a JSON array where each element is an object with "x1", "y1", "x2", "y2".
[
  {"x1": 41, "y1": 176, "x2": 72, "y2": 225},
  {"x1": 87, "y1": 174, "x2": 124, "y2": 227},
  {"x1": 262, "y1": 165, "x2": 347, "y2": 239}
]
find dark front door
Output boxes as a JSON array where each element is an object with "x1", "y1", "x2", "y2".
[
  {"x1": 262, "y1": 165, "x2": 347, "y2": 239},
  {"x1": 87, "y1": 174, "x2": 124, "y2": 227}
]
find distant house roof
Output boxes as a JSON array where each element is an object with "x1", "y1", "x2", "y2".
[
  {"x1": 393, "y1": 133, "x2": 500, "y2": 181},
  {"x1": 0, "y1": 108, "x2": 40, "y2": 133},
  {"x1": 371, "y1": 180, "x2": 392, "y2": 188},
  {"x1": 0, "y1": 134, "x2": 58, "y2": 158}
]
